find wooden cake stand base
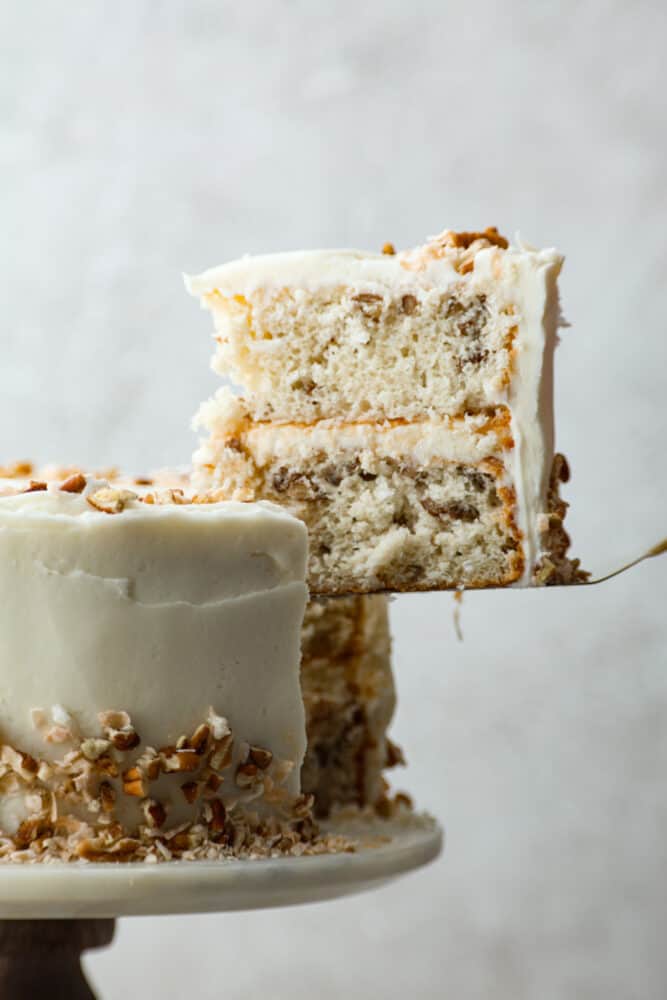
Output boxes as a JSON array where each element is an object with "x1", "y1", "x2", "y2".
[{"x1": 0, "y1": 919, "x2": 115, "y2": 999}]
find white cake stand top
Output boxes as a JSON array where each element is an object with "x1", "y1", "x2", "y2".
[{"x1": 0, "y1": 813, "x2": 443, "y2": 918}]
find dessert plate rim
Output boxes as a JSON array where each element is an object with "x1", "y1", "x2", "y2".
[{"x1": 0, "y1": 813, "x2": 443, "y2": 918}]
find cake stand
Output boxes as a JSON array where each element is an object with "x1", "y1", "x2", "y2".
[{"x1": 0, "y1": 813, "x2": 442, "y2": 998}]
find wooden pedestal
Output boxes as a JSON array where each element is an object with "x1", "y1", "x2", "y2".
[{"x1": 0, "y1": 919, "x2": 115, "y2": 999}]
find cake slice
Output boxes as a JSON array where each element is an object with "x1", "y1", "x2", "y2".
[
  {"x1": 188, "y1": 229, "x2": 585, "y2": 594},
  {"x1": 0, "y1": 472, "x2": 312, "y2": 862},
  {"x1": 186, "y1": 228, "x2": 557, "y2": 424},
  {"x1": 301, "y1": 596, "x2": 403, "y2": 816}
]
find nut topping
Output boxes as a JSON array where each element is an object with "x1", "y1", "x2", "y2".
[
  {"x1": 60, "y1": 473, "x2": 87, "y2": 493},
  {"x1": 160, "y1": 748, "x2": 200, "y2": 773},
  {"x1": 247, "y1": 745, "x2": 273, "y2": 771},
  {"x1": 142, "y1": 799, "x2": 167, "y2": 829},
  {"x1": 122, "y1": 767, "x2": 146, "y2": 798},
  {"x1": 99, "y1": 781, "x2": 116, "y2": 813},
  {"x1": 181, "y1": 781, "x2": 200, "y2": 804},
  {"x1": 235, "y1": 762, "x2": 260, "y2": 789},
  {"x1": 87, "y1": 487, "x2": 136, "y2": 514},
  {"x1": 81, "y1": 738, "x2": 112, "y2": 761}
]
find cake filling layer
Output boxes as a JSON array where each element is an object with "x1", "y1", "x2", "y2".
[{"x1": 194, "y1": 404, "x2": 524, "y2": 593}]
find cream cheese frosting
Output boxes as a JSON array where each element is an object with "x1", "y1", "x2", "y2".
[{"x1": 185, "y1": 238, "x2": 560, "y2": 300}]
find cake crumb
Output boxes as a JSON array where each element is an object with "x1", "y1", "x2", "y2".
[{"x1": 453, "y1": 589, "x2": 464, "y2": 641}]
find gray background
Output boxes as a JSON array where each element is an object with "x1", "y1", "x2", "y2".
[{"x1": 1, "y1": 2, "x2": 666, "y2": 997}]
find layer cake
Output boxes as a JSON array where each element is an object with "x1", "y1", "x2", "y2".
[
  {"x1": 0, "y1": 472, "x2": 313, "y2": 862},
  {"x1": 188, "y1": 228, "x2": 585, "y2": 593}
]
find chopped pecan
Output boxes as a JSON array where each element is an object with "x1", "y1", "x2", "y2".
[
  {"x1": 142, "y1": 799, "x2": 167, "y2": 829},
  {"x1": 160, "y1": 748, "x2": 200, "y2": 773},
  {"x1": 109, "y1": 729, "x2": 140, "y2": 752},
  {"x1": 15, "y1": 817, "x2": 53, "y2": 847},
  {"x1": 99, "y1": 781, "x2": 116, "y2": 813},
  {"x1": 95, "y1": 754, "x2": 119, "y2": 778},
  {"x1": 247, "y1": 746, "x2": 273, "y2": 771},
  {"x1": 87, "y1": 488, "x2": 136, "y2": 514},
  {"x1": 292, "y1": 793, "x2": 315, "y2": 820},
  {"x1": 189, "y1": 724, "x2": 211, "y2": 755},
  {"x1": 81, "y1": 738, "x2": 112, "y2": 761},
  {"x1": 203, "y1": 772, "x2": 222, "y2": 795},
  {"x1": 99, "y1": 711, "x2": 140, "y2": 751},
  {"x1": 292, "y1": 377, "x2": 316, "y2": 395},
  {"x1": 385, "y1": 738, "x2": 406, "y2": 768},
  {"x1": 60, "y1": 473, "x2": 87, "y2": 493},
  {"x1": 442, "y1": 227, "x2": 508, "y2": 250},
  {"x1": 206, "y1": 710, "x2": 232, "y2": 742},
  {"x1": 75, "y1": 837, "x2": 141, "y2": 861},
  {"x1": 0, "y1": 461, "x2": 32, "y2": 478},
  {"x1": 122, "y1": 767, "x2": 146, "y2": 798},
  {"x1": 421, "y1": 497, "x2": 480, "y2": 522},
  {"x1": 271, "y1": 469, "x2": 320, "y2": 501},
  {"x1": 181, "y1": 781, "x2": 200, "y2": 804},
  {"x1": 1, "y1": 745, "x2": 38, "y2": 781},
  {"x1": 235, "y1": 762, "x2": 260, "y2": 789},
  {"x1": 553, "y1": 452, "x2": 570, "y2": 484},
  {"x1": 206, "y1": 797, "x2": 226, "y2": 834},
  {"x1": 208, "y1": 737, "x2": 233, "y2": 773}
]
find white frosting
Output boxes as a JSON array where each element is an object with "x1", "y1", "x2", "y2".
[
  {"x1": 236, "y1": 413, "x2": 505, "y2": 467},
  {"x1": 472, "y1": 248, "x2": 562, "y2": 583},
  {"x1": 186, "y1": 249, "x2": 456, "y2": 297},
  {"x1": 0, "y1": 482, "x2": 308, "y2": 826}
]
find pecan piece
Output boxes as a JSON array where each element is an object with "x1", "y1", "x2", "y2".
[
  {"x1": 247, "y1": 746, "x2": 273, "y2": 771},
  {"x1": 235, "y1": 762, "x2": 260, "y2": 789},
  {"x1": 122, "y1": 767, "x2": 146, "y2": 798},
  {"x1": 99, "y1": 781, "x2": 116, "y2": 813},
  {"x1": 142, "y1": 798, "x2": 167, "y2": 829},
  {"x1": 87, "y1": 487, "x2": 136, "y2": 514},
  {"x1": 60, "y1": 473, "x2": 86, "y2": 493},
  {"x1": 206, "y1": 797, "x2": 226, "y2": 834},
  {"x1": 421, "y1": 497, "x2": 480, "y2": 522},
  {"x1": 160, "y1": 748, "x2": 200, "y2": 773},
  {"x1": 181, "y1": 781, "x2": 200, "y2": 804}
]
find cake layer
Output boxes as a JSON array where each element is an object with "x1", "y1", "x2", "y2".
[
  {"x1": 194, "y1": 391, "x2": 584, "y2": 593},
  {"x1": 301, "y1": 596, "x2": 400, "y2": 816},
  {"x1": 194, "y1": 396, "x2": 531, "y2": 592},
  {"x1": 186, "y1": 228, "x2": 562, "y2": 425},
  {"x1": 0, "y1": 474, "x2": 312, "y2": 861}
]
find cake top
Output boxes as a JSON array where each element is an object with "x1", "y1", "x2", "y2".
[
  {"x1": 186, "y1": 228, "x2": 562, "y2": 297},
  {"x1": 0, "y1": 468, "x2": 286, "y2": 519},
  {"x1": 0, "y1": 470, "x2": 308, "y2": 600},
  {"x1": 0, "y1": 461, "x2": 190, "y2": 497}
]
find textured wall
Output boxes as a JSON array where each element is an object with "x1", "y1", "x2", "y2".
[{"x1": 1, "y1": 2, "x2": 666, "y2": 997}]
